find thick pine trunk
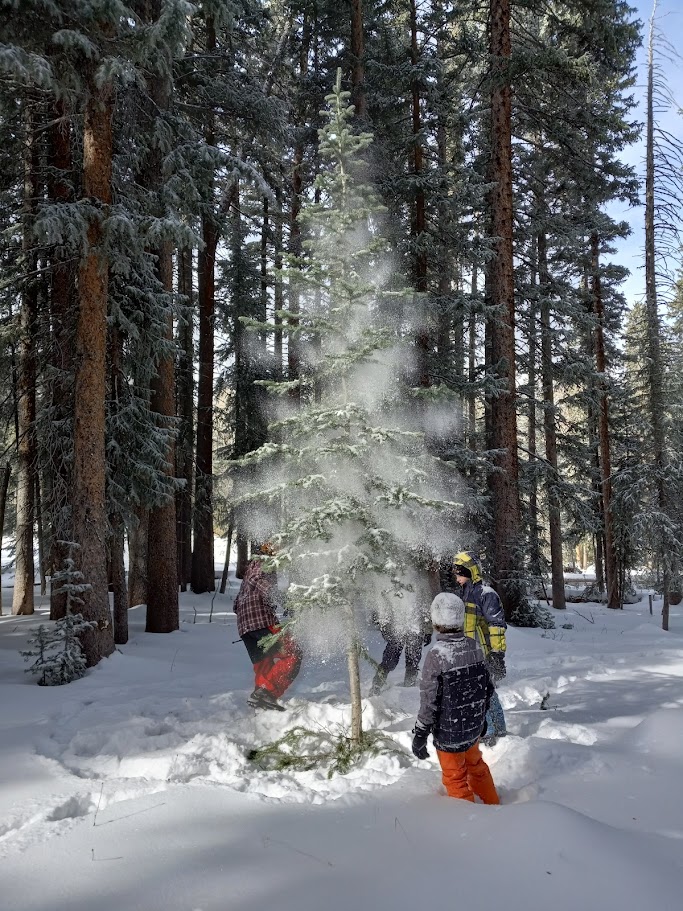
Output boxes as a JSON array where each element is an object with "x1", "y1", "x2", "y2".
[
  {"x1": 13, "y1": 102, "x2": 39, "y2": 617},
  {"x1": 192, "y1": 213, "x2": 217, "y2": 593},
  {"x1": 590, "y1": 233, "x2": 619, "y2": 610},
  {"x1": 538, "y1": 231, "x2": 566, "y2": 610},
  {"x1": 487, "y1": 0, "x2": 523, "y2": 620},
  {"x1": 191, "y1": 15, "x2": 218, "y2": 594},
  {"x1": 176, "y1": 247, "x2": 194, "y2": 591},
  {"x1": 72, "y1": 74, "x2": 115, "y2": 664},
  {"x1": 147, "y1": 243, "x2": 179, "y2": 632},
  {"x1": 47, "y1": 100, "x2": 74, "y2": 621},
  {"x1": 142, "y1": 3, "x2": 179, "y2": 630}
]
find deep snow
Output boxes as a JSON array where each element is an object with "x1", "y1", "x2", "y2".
[{"x1": 1, "y1": 566, "x2": 682, "y2": 911}]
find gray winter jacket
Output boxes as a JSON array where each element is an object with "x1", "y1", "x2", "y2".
[{"x1": 416, "y1": 631, "x2": 493, "y2": 753}]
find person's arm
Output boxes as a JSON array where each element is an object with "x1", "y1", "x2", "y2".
[
  {"x1": 481, "y1": 586, "x2": 507, "y2": 653},
  {"x1": 416, "y1": 648, "x2": 441, "y2": 731}
]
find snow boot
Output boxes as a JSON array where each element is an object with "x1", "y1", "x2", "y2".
[
  {"x1": 401, "y1": 668, "x2": 419, "y2": 687},
  {"x1": 247, "y1": 687, "x2": 286, "y2": 712}
]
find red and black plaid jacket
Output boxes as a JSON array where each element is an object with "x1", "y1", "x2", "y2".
[{"x1": 234, "y1": 560, "x2": 278, "y2": 637}]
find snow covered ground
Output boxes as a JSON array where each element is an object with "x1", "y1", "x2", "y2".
[{"x1": 1, "y1": 574, "x2": 682, "y2": 911}]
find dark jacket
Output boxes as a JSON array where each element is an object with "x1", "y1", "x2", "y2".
[
  {"x1": 416, "y1": 631, "x2": 493, "y2": 753},
  {"x1": 453, "y1": 551, "x2": 507, "y2": 656}
]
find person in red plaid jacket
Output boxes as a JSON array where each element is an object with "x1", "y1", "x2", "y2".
[{"x1": 234, "y1": 543, "x2": 301, "y2": 711}]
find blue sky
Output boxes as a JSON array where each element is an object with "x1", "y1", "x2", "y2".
[{"x1": 609, "y1": 0, "x2": 683, "y2": 306}]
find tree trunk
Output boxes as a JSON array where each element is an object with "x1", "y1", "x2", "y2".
[
  {"x1": 110, "y1": 509, "x2": 128, "y2": 644},
  {"x1": 192, "y1": 208, "x2": 217, "y2": 593},
  {"x1": 590, "y1": 232, "x2": 619, "y2": 610},
  {"x1": 128, "y1": 505, "x2": 149, "y2": 607},
  {"x1": 147, "y1": 243, "x2": 179, "y2": 633},
  {"x1": 219, "y1": 519, "x2": 234, "y2": 595},
  {"x1": 236, "y1": 534, "x2": 248, "y2": 579},
  {"x1": 347, "y1": 635, "x2": 363, "y2": 744},
  {"x1": 191, "y1": 15, "x2": 218, "y2": 594},
  {"x1": 645, "y1": 4, "x2": 670, "y2": 631},
  {"x1": 273, "y1": 185, "x2": 284, "y2": 378},
  {"x1": 47, "y1": 99, "x2": 74, "y2": 621},
  {"x1": 410, "y1": 0, "x2": 430, "y2": 387},
  {"x1": 487, "y1": 0, "x2": 523, "y2": 620},
  {"x1": 176, "y1": 247, "x2": 194, "y2": 591},
  {"x1": 0, "y1": 464, "x2": 10, "y2": 616},
  {"x1": 350, "y1": 0, "x2": 366, "y2": 120},
  {"x1": 13, "y1": 101, "x2": 38, "y2": 617},
  {"x1": 526, "y1": 244, "x2": 541, "y2": 577},
  {"x1": 287, "y1": 14, "x2": 312, "y2": 396},
  {"x1": 538, "y1": 231, "x2": 566, "y2": 610},
  {"x1": 72, "y1": 72, "x2": 115, "y2": 664},
  {"x1": 468, "y1": 266, "x2": 478, "y2": 452},
  {"x1": 35, "y1": 473, "x2": 46, "y2": 596}
]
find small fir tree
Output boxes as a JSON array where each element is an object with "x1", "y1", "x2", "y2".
[
  {"x1": 232, "y1": 70, "x2": 463, "y2": 747},
  {"x1": 21, "y1": 546, "x2": 96, "y2": 685}
]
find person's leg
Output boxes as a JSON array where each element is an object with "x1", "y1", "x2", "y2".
[
  {"x1": 265, "y1": 633, "x2": 302, "y2": 698},
  {"x1": 464, "y1": 742, "x2": 500, "y2": 804},
  {"x1": 402, "y1": 631, "x2": 423, "y2": 685},
  {"x1": 488, "y1": 689, "x2": 507, "y2": 736},
  {"x1": 436, "y1": 750, "x2": 475, "y2": 801},
  {"x1": 370, "y1": 625, "x2": 403, "y2": 693},
  {"x1": 242, "y1": 629, "x2": 279, "y2": 695}
]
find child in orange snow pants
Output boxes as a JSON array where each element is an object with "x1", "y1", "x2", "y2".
[
  {"x1": 436, "y1": 743, "x2": 499, "y2": 804},
  {"x1": 412, "y1": 593, "x2": 500, "y2": 805}
]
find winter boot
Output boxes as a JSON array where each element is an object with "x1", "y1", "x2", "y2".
[
  {"x1": 401, "y1": 668, "x2": 419, "y2": 687},
  {"x1": 247, "y1": 687, "x2": 286, "y2": 712}
]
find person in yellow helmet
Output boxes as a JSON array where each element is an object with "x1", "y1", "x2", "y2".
[{"x1": 452, "y1": 551, "x2": 507, "y2": 744}]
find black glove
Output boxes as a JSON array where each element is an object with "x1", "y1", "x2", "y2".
[
  {"x1": 488, "y1": 652, "x2": 506, "y2": 682},
  {"x1": 423, "y1": 631, "x2": 432, "y2": 647},
  {"x1": 411, "y1": 725, "x2": 430, "y2": 760}
]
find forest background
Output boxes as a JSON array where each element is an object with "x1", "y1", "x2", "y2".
[{"x1": 1, "y1": 0, "x2": 683, "y2": 675}]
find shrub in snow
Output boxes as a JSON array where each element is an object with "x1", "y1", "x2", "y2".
[
  {"x1": 22, "y1": 612, "x2": 95, "y2": 685},
  {"x1": 510, "y1": 597, "x2": 555, "y2": 629},
  {"x1": 21, "y1": 548, "x2": 95, "y2": 685},
  {"x1": 247, "y1": 726, "x2": 400, "y2": 778}
]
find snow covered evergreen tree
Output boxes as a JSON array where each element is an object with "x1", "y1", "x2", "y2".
[
  {"x1": 232, "y1": 71, "x2": 463, "y2": 743},
  {"x1": 21, "y1": 546, "x2": 95, "y2": 685}
]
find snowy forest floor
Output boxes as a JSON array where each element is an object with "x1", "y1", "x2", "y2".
[{"x1": 1, "y1": 574, "x2": 682, "y2": 911}]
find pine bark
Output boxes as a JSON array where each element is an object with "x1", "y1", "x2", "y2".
[
  {"x1": 143, "y1": 0, "x2": 179, "y2": 630},
  {"x1": 72, "y1": 72, "x2": 115, "y2": 664},
  {"x1": 538, "y1": 230, "x2": 566, "y2": 610},
  {"x1": 0, "y1": 464, "x2": 10, "y2": 616},
  {"x1": 645, "y1": 4, "x2": 670, "y2": 631},
  {"x1": 350, "y1": 0, "x2": 366, "y2": 120},
  {"x1": 13, "y1": 101, "x2": 39, "y2": 616},
  {"x1": 590, "y1": 232, "x2": 619, "y2": 609},
  {"x1": 47, "y1": 100, "x2": 74, "y2": 621},
  {"x1": 176, "y1": 247, "x2": 194, "y2": 591},
  {"x1": 410, "y1": 0, "x2": 430, "y2": 387},
  {"x1": 487, "y1": 0, "x2": 523, "y2": 620},
  {"x1": 128, "y1": 505, "x2": 149, "y2": 607},
  {"x1": 191, "y1": 14, "x2": 218, "y2": 594},
  {"x1": 147, "y1": 243, "x2": 179, "y2": 632}
]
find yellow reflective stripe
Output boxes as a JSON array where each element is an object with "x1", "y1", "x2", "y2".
[{"x1": 489, "y1": 626, "x2": 506, "y2": 653}]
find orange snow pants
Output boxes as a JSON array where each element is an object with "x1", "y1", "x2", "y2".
[{"x1": 436, "y1": 742, "x2": 500, "y2": 804}]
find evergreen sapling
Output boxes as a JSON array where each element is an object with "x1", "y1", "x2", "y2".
[{"x1": 21, "y1": 547, "x2": 96, "y2": 685}]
